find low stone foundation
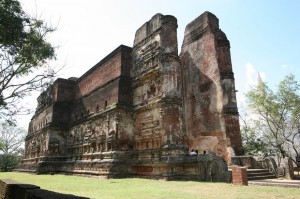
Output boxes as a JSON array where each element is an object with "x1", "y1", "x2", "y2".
[
  {"x1": 16, "y1": 149, "x2": 232, "y2": 182},
  {"x1": 0, "y1": 179, "x2": 88, "y2": 199}
]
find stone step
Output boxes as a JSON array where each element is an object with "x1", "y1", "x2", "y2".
[
  {"x1": 248, "y1": 169, "x2": 271, "y2": 175},
  {"x1": 248, "y1": 171, "x2": 273, "y2": 177},
  {"x1": 228, "y1": 167, "x2": 278, "y2": 181},
  {"x1": 247, "y1": 169, "x2": 277, "y2": 181},
  {"x1": 248, "y1": 175, "x2": 277, "y2": 181},
  {"x1": 247, "y1": 169, "x2": 269, "y2": 173}
]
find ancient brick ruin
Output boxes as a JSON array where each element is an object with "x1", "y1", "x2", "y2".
[{"x1": 18, "y1": 12, "x2": 243, "y2": 181}]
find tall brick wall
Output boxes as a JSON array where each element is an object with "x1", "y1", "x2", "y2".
[
  {"x1": 24, "y1": 45, "x2": 133, "y2": 161},
  {"x1": 28, "y1": 78, "x2": 76, "y2": 134},
  {"x1": 76, "y1": 55, "x2": 120, "y2": 98},
  {"x1": 54, "y1": 78, "x2": 76, "y2": 103},
  {"x1": 20, "y1": 12, "x2": 243, "y2": 177},
  {"x1": 76, "y1": 46, "x2": 131, "y2": 98},
  {"x1": 71, "y1": 45, "x2": 132, "y2": 120},
  {"x1": 180, "y1": 11, "x2": 243, "y2": 161},
  {"x1": 28, "y1": 106, "x2": 52, "y2": 134},
  {"x1": 71, "y1": 79, "x2": 120, "y2": 121},
  {"x1": 131, "y1": 13, "x2": 183, "y2": 149},
  {"x1": 118, "y1": 48, "x2": 132, "y2": 105}
]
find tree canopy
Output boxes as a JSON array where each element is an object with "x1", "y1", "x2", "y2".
[
  {"x1": 0, "y1": 0, "x2": 56, "y2": 123},
  {"x1": 0, "y1": 122, "x2": 25, "y2": 155},
  {"x1": 240, "y1": 111, "x2": 268, "y2": 156},
  {"x1": 245, "y1": 74, "x2": 300, "y2": 161},
  {"x1": 0, "y1": 122, "x2": 25, "y2": 171},
  {"x1": 0, "y1": 140, "x2": 3, "y2": 150}
]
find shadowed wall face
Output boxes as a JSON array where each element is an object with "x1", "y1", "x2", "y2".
[{"x1": 180, "y1": 12, "x2": 243, "y2": 161}]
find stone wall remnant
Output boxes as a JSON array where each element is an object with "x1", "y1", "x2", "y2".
[
  {"x1": 17, "y1": 11, "x2": 243, "y2": 181},
  {"x1": 180, "y1": 12, "x2": 243, "y2": 160}
]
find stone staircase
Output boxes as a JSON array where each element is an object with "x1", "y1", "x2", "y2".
[{"x1": 247, "y1": 168, "x2": 277, "y2": 181}]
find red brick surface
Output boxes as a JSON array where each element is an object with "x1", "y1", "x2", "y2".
[
  {"x1": 23, "y1": 13, "x2": 243, "y2": 179},
  {"x1": 232, "y1": 165, "x2": 248, "y2": 185}
]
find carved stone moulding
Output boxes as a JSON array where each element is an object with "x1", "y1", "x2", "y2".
[{"x1": 27, "y1": 150, "x2": 230, "y2": 182}]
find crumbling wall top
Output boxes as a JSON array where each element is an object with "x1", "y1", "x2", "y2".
[
  {"x1": 77, "y1": 45, "x2": 132, "y2": 83},
  {"x1": 133, "y1": 13, "x2": 177, "y2": 46},
  {"x1": 182, "y1": 11, "x2": 219, "y2": 48}
]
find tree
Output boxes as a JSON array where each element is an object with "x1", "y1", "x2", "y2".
[
  {"x1": 0, "y1": 140, "x2": 3, "y2": 150},
  {"x1": 0, "y1": 0, "x2": 56, "y2": 123},
  {"x1": 276, "y1": 75, "x2": 300, "y2": 157},
  {"x1": 246, "y1": 74, "x2": 300, "y2": 162},
  {"x1": 240, "y1": 112, "x2": 268, "y2": 155},
  {"x1": 0, "y1": 122, "x2": 25, "y2": 171}
]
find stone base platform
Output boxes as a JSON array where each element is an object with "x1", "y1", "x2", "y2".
[{"x1": 15, "y1": 148, "x2": 231, "y2": 182}]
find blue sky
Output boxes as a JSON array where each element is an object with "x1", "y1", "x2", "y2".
[{"x1": 18, "y1": 0, "x2": 300, "y2": 129}]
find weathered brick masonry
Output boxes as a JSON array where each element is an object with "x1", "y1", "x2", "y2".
[
  {"x1": 231, "y1": 165, "x2": 248, "y2": 185},
  {"x1": 180, "y1": 12, "x2": 243, "y2": 159},
  {"x1": 18, "y1": 12, "x2": 242, "y2": 181}
]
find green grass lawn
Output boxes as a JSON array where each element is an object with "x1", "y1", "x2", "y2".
[{"x1": 1, "y1": 172, "x2": 300, "y2": 199}]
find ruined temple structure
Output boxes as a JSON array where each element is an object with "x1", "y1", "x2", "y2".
[{"x1": 18, "y1": 12, "x2": 243, "y2": 181}]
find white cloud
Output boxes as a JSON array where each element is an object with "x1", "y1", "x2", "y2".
[
  {"x1": 245, "y1": 63, "x2": 256, "y2": 85},
  {"x1": 246, "y1": 63, "x2": 256, "y2": 87},
  {"x1": 281, "y1": 64, "x2": 298, "y2": 72}
]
